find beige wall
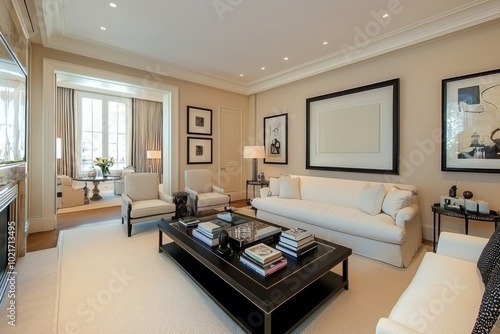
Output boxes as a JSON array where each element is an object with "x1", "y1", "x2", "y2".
[
  {"x1": 29, "y1": 44, "x2": 249, "y2": 232},
  {"x1": 254, "y1": 20, "x2": 500, "y2": 240}
]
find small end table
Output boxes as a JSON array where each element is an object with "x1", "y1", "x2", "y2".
[
  {"x1": 431, "y1": 203, "x2": 500, "y2": 252},
  {"x1": 246, "y1": 179, "x2": 270, "y2": 205}
]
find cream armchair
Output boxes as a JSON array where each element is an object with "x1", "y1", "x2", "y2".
[
  {"x1": 59, "y1": 175, "x2": 86, "y2": 208},
  {"x1": 184, "y1": 169, "x2": 231, "y2": 214},
  {"x1": 121, "y1": 173, "x2": 176, "y2": 237},
  {"x1": 114, "y1": 166, "x2": 135, "y2": 195}
]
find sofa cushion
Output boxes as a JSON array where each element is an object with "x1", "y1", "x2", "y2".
[
  {"x1": 252, "y1": 197, "x2": 403, "y2": 244},
  {"x1": 279, "y1": 177, "x2": 301, "y2": 199},
  {"x1": 269, "y1": 177, "x2": 281, "y2": 196},
  {"x1": 473, "y1": 261, "x2": 500, "y2": 333},
  {"x1": 382, "y1": 187, "x2": 413, "y2": 219},
  {"x1": 358, "y1": 183, "x2": 386, "y2": 215},
  {"x1": 389, "y1": 252, "x2": 484, "y2": 333},
  {"x1": 477, "y1": 226, "x2": 500, "y2": 285}
]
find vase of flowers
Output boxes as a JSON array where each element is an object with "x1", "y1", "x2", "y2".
[{"x1": 94, "y1": 157, "x2": 114, "y2": 177}]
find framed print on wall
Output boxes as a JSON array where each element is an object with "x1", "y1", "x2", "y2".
[
  {"x1": 442, "y1": 68, "x2": 500, "y2": 173},
  {"x1": 187, "y1": 106, "x2": 212, "y2": 135},
  {"x1": 187, "y1": 137, "x2": 213, "y2": 164},
  {"x1": 264, "y1": 113, "x2": 288, "y2": 164},
  {"x1": 306, "y1": 78, "x2": 399, "y2": 174}
]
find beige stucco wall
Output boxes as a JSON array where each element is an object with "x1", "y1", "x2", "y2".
[
  {"x1": 254, "y1": 20, "x2": 500, "y2": 240},
  {"x1": 29, "y1": 44, "x2": 249, "y2": 232}
]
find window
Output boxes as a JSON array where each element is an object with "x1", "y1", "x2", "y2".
[{"x1": 76, "y1": 91, "x2": 131, "y2": 174}]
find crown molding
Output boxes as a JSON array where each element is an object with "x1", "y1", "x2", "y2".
[
  {"x1": 38, "y1": 0, "x2": 500, "y2": 96},
  {"x1": 246, "y1": 0, "x2": 500, "y2": 94}
]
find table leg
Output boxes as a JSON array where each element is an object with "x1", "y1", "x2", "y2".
[
  {"x1": 89, "y1": 180, "x2": 102, "y2": 200},
  {"x1": 343, "y1": 258, "x2": 349, "y2": 290},
  {"x1": 465, "y1": 216, "x2": 469, "y2": 235}
]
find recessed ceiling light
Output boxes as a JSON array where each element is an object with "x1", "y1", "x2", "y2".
[
  {"x1": 100, "y1": 26, "x2": 107, "y2": 30},
  {"x1": 382, "y1": 13, "x2": 389, "y2": 18},
  {"x1": 284, "y1": 57, "x2": 289, "y2": 61},
  {"x1": 109, "y1": 2, "x2": 117, "y2": 7},
  {"x1": 239, "y1": 74, "x2": 244, "y2": 77},
  {"x1": 261, "y1": 67, "x2": 266, "y2": 70},
  {"x1": 323, "y1": 41, "x2": 328, "y2": 45}
]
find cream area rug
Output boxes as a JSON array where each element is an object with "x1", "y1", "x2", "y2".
[{"x1": 0, "y1": 218, "x2": 428, "y2": 333}]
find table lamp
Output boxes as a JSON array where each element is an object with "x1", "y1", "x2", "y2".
[
  {"x1": 147, "y1": 150, "x2": 161, "y2": 173},
  {"x1": 243, "y1": 146, "x2": 265, "y2": 181}
]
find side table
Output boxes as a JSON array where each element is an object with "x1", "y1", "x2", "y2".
[
  {"x1": 431, "y1": 203, "x2": 500, "y2": 252},
  {"x1": 172, "y1": 191, "x2": 189, "y2": 219},
  {"x1": 246, "y1": 179, "x2": 270, "y2": 205}
]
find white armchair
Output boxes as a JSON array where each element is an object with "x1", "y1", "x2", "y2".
[
  {"x1": 59, "y1": 175, "x2": 86, "y2": 208},
  {"x1": 184, "y1": 169, "x2": 231, "y2": 214},
  {"x1": 114, "y1": 166, "x2": 135, "y2": 195},
  {"x1": 121, "y1": 173, "x2": 176, "y2": 237}
]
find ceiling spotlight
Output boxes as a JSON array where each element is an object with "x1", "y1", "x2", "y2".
[
  {"x1": 284, "y1": 57, "x2": 289, "y2": 61},
  {"x1": 261, "y1": 67, "x2": 266, "y2": 70},
  {"x1": 109, "y1": 3, "x2": 117, "y2": 8},
  {"x1": 382, "y1": 13, "x2": 389, "y2": 18},
  {"x1": 239, "y1": 74, "x2": 244, "y2": 77},
  {"x1": 323, "y1": 41, "x2": 328, "y2": 45},
  {"x1": 100, "y1": 26, "x2": 107, "y2": 30}
]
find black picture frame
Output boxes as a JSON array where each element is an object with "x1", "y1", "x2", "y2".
[
  {"x1": 187, "y1": 106, "x2": 212, "y2": 135},
  {"x1": 441, "y1": 68, "x2": 500, "y2": 173},
  {"x1": 187, "y1": 137, "x2": 213, "y2": 164},
  {"x1": 263, "y1": 113, "x2": 288, "y2": 164},
  {"x1": 306, "y1": 78, "x2": 399, "y2": 174}
]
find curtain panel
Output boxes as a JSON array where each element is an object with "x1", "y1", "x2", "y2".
[
  {"x1": 132, "y1": 99, "x2": 163, "y2": 176},
  {"x1": 56, "y1": 87, "x2": 77, "y2": 177}
]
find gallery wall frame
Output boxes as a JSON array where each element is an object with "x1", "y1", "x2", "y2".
[
  {"x1": 306, "y1": 78, "x2": 399, "y2": 174},
  {"x1": 187, "y1": 106, "x2": 212, "y2": 135},
  {"x1": 187, "y1": 137, "x2": 213, "y2": 164},
  {"x1": 263, "y1": 113, "x2": 288, "y2": 164},
  {"x1": 441, "y1": 68, "x2": 500, "y2": 173}
]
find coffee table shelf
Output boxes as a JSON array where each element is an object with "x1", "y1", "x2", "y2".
[{"x1": 158, "y1": 214, "x2": 351, "y2": 334}]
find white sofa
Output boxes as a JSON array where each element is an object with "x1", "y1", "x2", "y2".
[
  {"x1": 377, "y1": 232, "x2": 498, "y2": 334},
  {"x1": 251, "y1": 175, "x2": 422, "y2": 267}
]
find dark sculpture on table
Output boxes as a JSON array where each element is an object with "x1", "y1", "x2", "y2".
[{"x1": 216, "y1": 230, "x2": 233, "y2": 257}]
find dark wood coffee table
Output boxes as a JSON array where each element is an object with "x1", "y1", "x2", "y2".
[{"x1": 158, "y1": 213, "x2": 351, "y2": 334}]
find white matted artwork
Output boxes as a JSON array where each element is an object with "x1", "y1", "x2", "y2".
[
  {"x1": 187, "y1": 106, "x2": 212, "y2": 135},
  {"x1": 264, "y1": 113, "x2": 288, "y2": 164},
  {"x1": 187, "y1": 137, "x2": 212, "y2": 164},
  {"x1": 306, "y1": 79, "x2": 399, "y2": 174}
]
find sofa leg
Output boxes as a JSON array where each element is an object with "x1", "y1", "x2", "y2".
[
  {"x1": 121, "y1": 216, "x2": 124, "y2": 224},
  {"x1": 127, "y1": 220, "x2": 132, "y2": 237}
]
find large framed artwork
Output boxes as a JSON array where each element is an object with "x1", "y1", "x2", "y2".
[
  {"x1": 263, "y1": 113, "x2": 288, "y2": 164},
  {"x1": 187, "y1": 137, "x2": 212, "y2": 164},
  {"x1": 187, "y1": 106, "x2": 212, "y2": 135},
  {"x1": 306, "y1": 78, "x2": 399, "y2": 174},
  {"x1": 442, "y1": 68, "x2": 500, "y2": 173}
]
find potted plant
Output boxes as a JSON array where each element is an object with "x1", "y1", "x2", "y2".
[{"x1": 93, "y1": 157, "x2": 114, "y2": 177}]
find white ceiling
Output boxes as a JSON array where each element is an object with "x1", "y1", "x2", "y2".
[{"x1": 22, "y1": 0, "x2": 500, "y2": 95}]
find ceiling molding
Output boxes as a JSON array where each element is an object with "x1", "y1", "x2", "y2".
[{"x1": 37, "y1": 0, "x2": 500, "y2": 96}]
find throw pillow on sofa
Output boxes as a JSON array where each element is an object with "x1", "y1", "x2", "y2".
[
  {"x1": 382, "y1": 187, "x2": 413, "y2": 220},
  {"x1": 269, "y1": 177, "x2": 281, "y2": 196},
  {"x1": 279, "y1": 176, "x2": 301, "y2": 199},
  {"x1": 358, "y1": 183, "x2": 386, "y2": 215},
  {"x1": 472, "y1": 261, "x2": 500, "y2": 333},
  {"x1": 477, "y1": 226, "x2": 500, "y2": 285}
]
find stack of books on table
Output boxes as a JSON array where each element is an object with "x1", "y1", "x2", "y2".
[
  {"x1": 276, "y1": 228, "x2": 318, "y2": 257},
  {"x1": 225, "y1": 220, "x2": 282, "y2": 249},
  {"x1": 239, "y1": 243, "x2": 288, "y2": 277},
  {"x1": 178, "y1": 217, "x2": 200, "y2": 228},
  {"x1": 192, "y1": 221, "x2": 230, "y2": 247}
]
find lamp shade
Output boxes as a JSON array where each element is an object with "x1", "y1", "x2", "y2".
[
  {"x1": 147, "y1": 150, "x2": 161, "y2": 159},
  {"x1": 243, "y1": 146, "x2": 265, "y2": 159}
]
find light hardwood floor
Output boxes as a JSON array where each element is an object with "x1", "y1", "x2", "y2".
[{"x1": 27, "y1": 199, "x2": 248, "y2": 252}]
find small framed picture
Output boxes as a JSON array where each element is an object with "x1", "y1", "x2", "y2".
[
  {"x1": 264, "y1": 113, "x2": 288, "y2": 164},
  {"x1": 187, "y1": 106, "x2": 212, "y2": 135},
  {"x1": 187, "y1": 137, "x2": 212, "y2": 164}
]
